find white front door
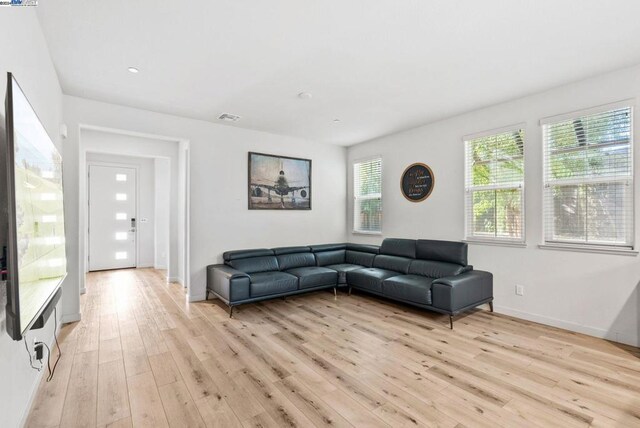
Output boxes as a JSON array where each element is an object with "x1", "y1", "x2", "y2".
[{"x1": 89, "y1": 165, "x2": 137, "y2": 271}]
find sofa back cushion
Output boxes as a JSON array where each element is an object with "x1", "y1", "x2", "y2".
[
  {"x1": 380, "y1": 238, "x2": 416, "y2": 258},
  {"x1": 228, "y1": 256, "x2": 279, "y2": 274},
  {"x1": 373, "y1": 255, "x2": 411, "y2": 274},
  {"x1": 223, "y1": 248, "x2": 274, "y2": 262},
  {"x1": 346, "y1": 243, "x2": 379, "y2": 254},
  {"x1": 315, "y1": 250, "x2": 346, "y2": 266},
  {"x1": 408, "y1": 259, "x2": 465, "y2": 278},
  {"x1": 345, "y1": 250, "x2": 375, "y2": 267},
  {"x1": 416, "y1": 239, "x2": 468, "y2": 266},
  {"x1": 277, "y1": 252, "x2": 316, "y2": 270},
  {"x1": 309, "y1": 243, "x2": 346, "y2": 252},
  {"x1": 272, "y1": 246, "x2": 311, "y2": 255}
]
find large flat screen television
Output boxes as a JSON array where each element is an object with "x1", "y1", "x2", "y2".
[{"x1": 2, "y1": 73, "x2": 67, "y2": 341}]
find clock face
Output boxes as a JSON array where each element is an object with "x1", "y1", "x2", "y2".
[{"x1": 401, "y1": 163, "x2": 434, "y2": 202}]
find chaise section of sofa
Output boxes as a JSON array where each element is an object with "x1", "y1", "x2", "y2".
[{"x1": 345, "y1": 238, "x2": 493, "y2": 327}]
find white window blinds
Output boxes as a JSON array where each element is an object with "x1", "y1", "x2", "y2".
[
  {"x1": 353, "y1": 157, "x2": 382, "y2": 233},
  {"x1": 465, "y1": 129, "x2": 525, "y2": 242},
  {"x1": 542, "y1": 106, "x2": 633, "y2": 248}
]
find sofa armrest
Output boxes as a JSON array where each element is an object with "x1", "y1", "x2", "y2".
[
  {"x1": 431, "y1": 270, "x2": 493, "y2": 314},
  {"x1": 207, "y1": 264, "x2": 251, "y2": 304}
]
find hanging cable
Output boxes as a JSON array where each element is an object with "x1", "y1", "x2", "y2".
[
  {"x1": 24, "y1": 337, "x2": 41, "y2": 371},
  {"x1": 47, "y1": 307, "x2": 62, "y2": 382}
]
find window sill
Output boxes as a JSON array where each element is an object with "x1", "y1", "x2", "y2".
[
  {"x1": 464, "y1": 239, "x2": 527, "y2": 248},
  {"x1": 352, "y1": 230, "x2": 382, "y2": 236},
  {"x1": 538, "y1": 243, "x2": 638, "y2": 256}
]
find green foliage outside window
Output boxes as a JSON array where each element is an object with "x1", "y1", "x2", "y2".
[
  {"x1": 468, "y1": 130, "x2": 524, "y2": 239},
  {"x1": 545, "y1": 108, "x2": 631, "y2": 244},
  {"x1": 355, "y1": 158, "x2": 382, "y2": 232}
]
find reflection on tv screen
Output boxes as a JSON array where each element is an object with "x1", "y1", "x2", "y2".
[{"x1": 11, "y1": 76, "x2": 66, "y2": 332}]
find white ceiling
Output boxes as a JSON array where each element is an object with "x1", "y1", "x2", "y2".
[{"x1": 37, "y1": 1, "x2": 640, "y2": 146}]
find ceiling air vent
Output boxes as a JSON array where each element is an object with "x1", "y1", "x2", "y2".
[{"x1": 218, "y1": 113, "x2": 241, "y2": 122}]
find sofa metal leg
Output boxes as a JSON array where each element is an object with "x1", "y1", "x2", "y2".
[
  {"x1": 229, "y1": 306, "x2": 234, "y2": 318},
  {"x1": 348, "y1": 286, "x2": 352, "y2": 296},
  {"x1": 489, "y1": 301, "x2": 494, "y2": 313},
  {"x1": 449, "y1": 315, "x2": 454, "y2": 330},
  {"x1": 333, "y1": 287, "x2": 337, "y2": 300}
]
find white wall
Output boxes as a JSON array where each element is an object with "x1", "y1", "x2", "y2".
[
  {"x1": 0, "y1": 9, "x2": 66, "y2": 428},
  {"x1": 348, "y1": 64, "x2": 640, "y2": 347},
  {"x1": 154, "y1": 157, "x2": 171, "y2": 269},
  {"x1": 86, "y1": 152, "x2": 157, "y2": 268},
  {"x1": 62, "y1": 96, "x2": 347, "y2": 302}
]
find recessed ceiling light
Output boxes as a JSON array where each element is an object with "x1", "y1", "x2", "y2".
[
  {"x1": 333, "y1": 119, "x2": 341, "y2": 123},
  {"x1": 127, "y1": 67, "x2": 139, "y2": 74},
  {"x1": 297, "y1": 92, "x2": 312, "y2": 100}
]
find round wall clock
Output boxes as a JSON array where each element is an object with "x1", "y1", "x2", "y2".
[{"x1": 400, "y1": 163, "x2": 435, "y2": 202}]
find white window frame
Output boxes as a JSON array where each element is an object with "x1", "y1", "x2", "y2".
[
  {"x1": 352, "y1": 156, "x2": 383, "y2": 235},
  {"x1": 463, "y1": 124, "x2": 527, "y2": 246},
  {"x1": 539, "y1": 100, "x2": 637, "y2": 255}
]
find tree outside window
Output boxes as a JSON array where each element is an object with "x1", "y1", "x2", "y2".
[
  {"x1": 543, "y1": 107, "x2": 633, "y2": 247},
  {"x1": 466, "y1": 129, "x2": 525, "y2": 241},
  {"x1": 354, "y1": 158, "x2": 382, "y2": 233}
]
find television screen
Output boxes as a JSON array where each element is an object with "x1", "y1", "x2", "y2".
[{"x1": 3, "y1": 73, "x2": 66, "y2": 340}]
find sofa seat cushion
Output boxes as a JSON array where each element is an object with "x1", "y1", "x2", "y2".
[
  {"x1": 249, "y1": 271, "x2": 298, "y2": 297},
  {"x1": 325, "y1": 263, "x2": 364, "y2": 284},
  {"x1": 383, "y1": 275, "x2": 434, "y2": 305},
  {"x1": 347, "y1": 268, "x2": 398, "y2": 293},
  {"x1": 286, "y1": 267, "x2": 338, "y2": 289}
]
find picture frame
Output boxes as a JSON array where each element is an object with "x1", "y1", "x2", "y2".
[
  {"x1": 248, "y1": 152, "x2": 312, "y2": 210},
  {"x1": 400, "y1": 162, "x2": 435, "y2": 202}
]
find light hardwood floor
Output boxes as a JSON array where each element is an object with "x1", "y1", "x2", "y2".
[{"x1": 26, "y1": 268, "x2": 640, "y2": 428}]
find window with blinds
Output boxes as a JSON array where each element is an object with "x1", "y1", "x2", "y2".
[
  {"x1": 542, "y1": 105, "x2": 633, "y2": 248},
  {"x1": 353, "y1": 157, "x2": 382, "y2": 233},
  {"x1": 465, "y1": 128, "x2": 525, "y2": 242}
]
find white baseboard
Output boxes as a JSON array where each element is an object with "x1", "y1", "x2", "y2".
[
  {"x1": 61, "y1": 312, "x2": 81, "y2": 324},
  {"x1": 167, "y1": 276, "x2": 184, "y2": 286},
  {"x1": 154, "y1": 264, "x2": 167, "y2": 270},
  {"x1": 137, "y1": 264, "x2": 154, "y2": 269},
  {"x1": 190, "y1": 292, "x2": 207, "y2": 302},
  {"x1": 494, "y1": 305, "x2": 639, "y2": 347}
]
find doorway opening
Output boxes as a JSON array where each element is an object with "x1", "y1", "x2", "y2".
[{"x1": 79, "y1": 126, "x2": 190, "y2": 299}]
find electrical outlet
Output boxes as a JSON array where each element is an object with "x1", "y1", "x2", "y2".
[{"x1": 515, "y1": 285, "x2": 524, "y2": 296}]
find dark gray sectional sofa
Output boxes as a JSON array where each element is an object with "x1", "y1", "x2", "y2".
[{"x1": 206, "y1": 238, "x2": 493, "y2": 327}]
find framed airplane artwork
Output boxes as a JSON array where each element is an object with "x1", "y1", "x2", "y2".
[{"x1": 248, "y1": 152, "x2": 312, "y2": 210}]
